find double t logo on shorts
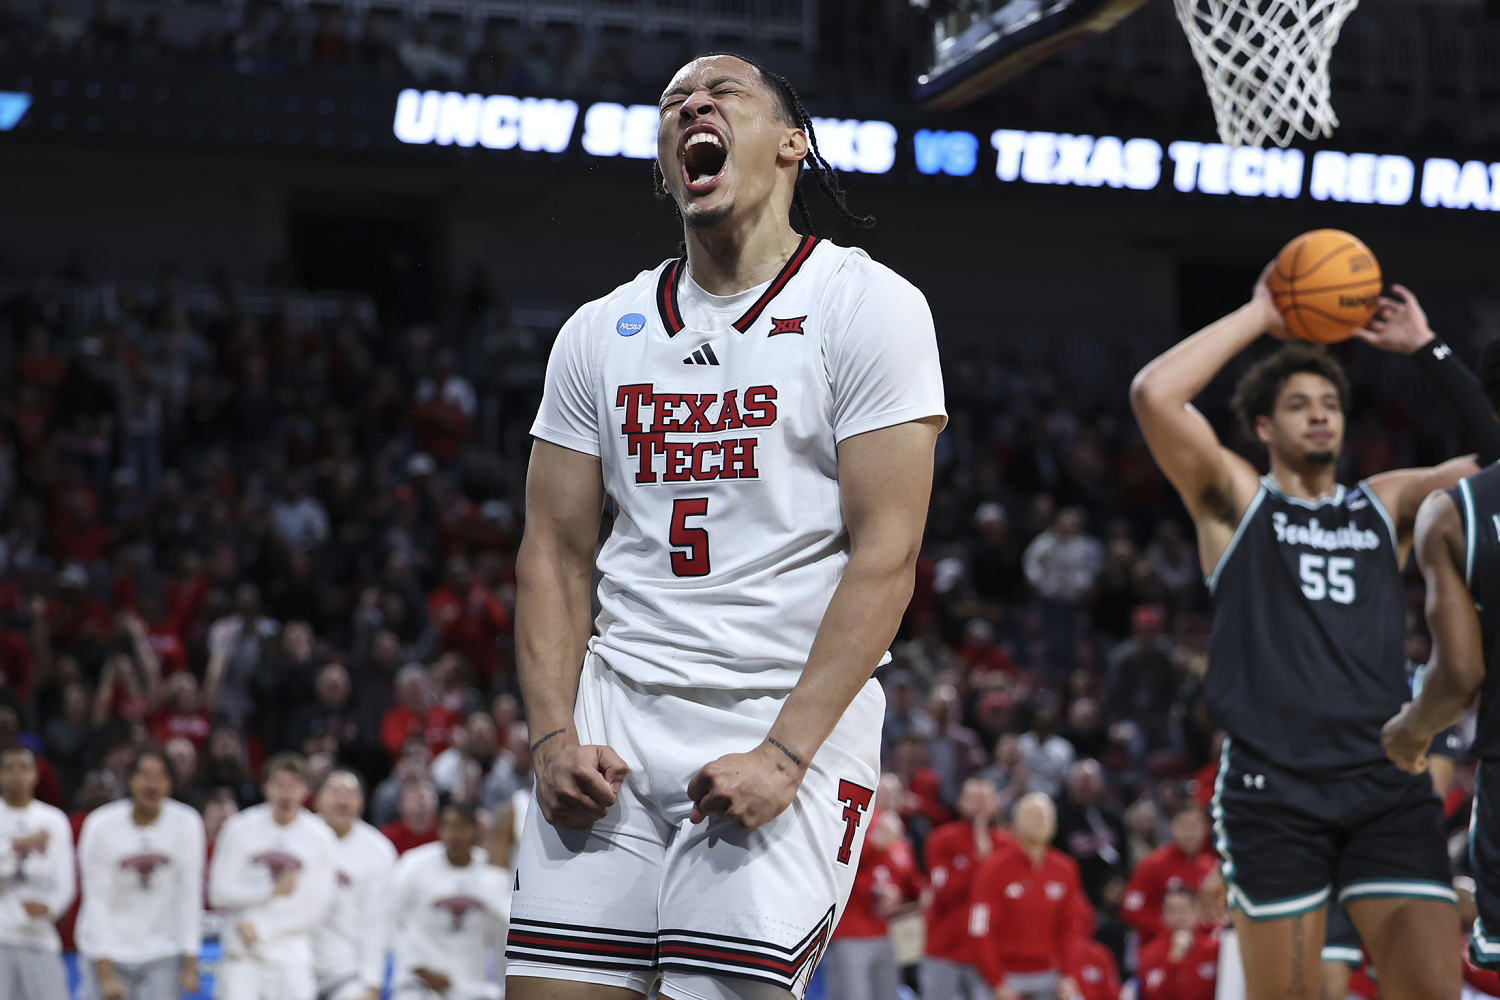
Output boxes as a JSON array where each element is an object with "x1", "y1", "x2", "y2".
[{"x1": 836, "y1": 780, "x2": 875, "y2": 865}]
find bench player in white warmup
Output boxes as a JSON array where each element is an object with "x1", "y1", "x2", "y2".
[
  {"x1": 0, "y1": 744, "x2": 73, "y2": 1000},
  {"x1": 77, "y1": 748, "x2": 204, "y2": 1000},
  {"x1": 314, "y1": 769, "x2": 397, "y2": 1000},
  {"x1": 387, "y1": 802, "x2": 510, "y2": 1000},
  {"x1": 508, "y1": 52, "x2": 945, "y2": 1000},
  {"x1": 209, "y1": 752, "x2": 337, "y2": 1000}
]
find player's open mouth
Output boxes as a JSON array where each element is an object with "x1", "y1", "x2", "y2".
[{"x1": 680, "y1": 125, "x2": 728, "y2": 195}]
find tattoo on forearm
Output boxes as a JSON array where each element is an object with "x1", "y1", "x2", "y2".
[
  {"x1": 531, "y1": 728, "x2": 567, "y2": 754},
  {"x1": 767, "y1": 737, "x2": 803, "y2": 767}
]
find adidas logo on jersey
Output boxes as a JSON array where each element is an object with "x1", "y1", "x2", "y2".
[{"x1": 683, "y1": 344, "x2": 720, "y2": 366}]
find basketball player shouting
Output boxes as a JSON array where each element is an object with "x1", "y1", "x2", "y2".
[
  {"x1": 507, "y1": 54, "x2": 946, "y2": 1000},
  {"x1": 1130, "y1": 274, "x2": 1500, "y2": 999}
]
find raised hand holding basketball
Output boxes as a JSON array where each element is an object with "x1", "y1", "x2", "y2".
[
  {"x1": 1353, "y1": 284, "x2": 1435, "y2": 355},
  {"x1": 1251, "y1": 262, "x2": 1291, "y2": 340}
]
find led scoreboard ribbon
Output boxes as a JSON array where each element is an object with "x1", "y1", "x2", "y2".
[{"x1": 391, "y1": 87, "x2": 1500, "y2": 213}]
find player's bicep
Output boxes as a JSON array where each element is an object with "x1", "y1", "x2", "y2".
[
  {"x1": 520, "y1": 440, "x2": 605, "y2": 567},
  {"x1": 1372, "y1": 457, "x2": 1480, "y2": 542},
  {"x1": 837, "y1": 418, "x2": 943, "y2": 565},
  {"x1": 1416, "y1": 491, "x2": 1486, "y2": 690},
  {"x1": 1130, "y1": 390, "x2": 1252, "y2": 522}
]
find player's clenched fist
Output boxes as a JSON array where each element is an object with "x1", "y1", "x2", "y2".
[
  {"x1": 1381, "y1": 703, "x2": 1432, "y2": 775},
  {"x1": 688, "y1": 740, "x2": 806, "y2": 831},
  {"x1": 534, "y1": 734, "x2": 630, "y2": 829}
]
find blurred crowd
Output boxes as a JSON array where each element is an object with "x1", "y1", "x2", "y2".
[
  {"x1": 0, "y1": 0, "x2": 910, "y2": 107},
  {"x1": 6, "y1": 0, "x2": 1500, "y2": 145},
  {"x1": 0, "y1": 248, "x2": 1485, "y2": 997}
]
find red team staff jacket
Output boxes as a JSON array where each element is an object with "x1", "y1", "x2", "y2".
[
  {"x1": 1120, "y1": 843, "x2": 1218, "y2": 947},
  {"x1": 1067, "y1": 937, "x2": 1123, "y2": 1000},
  {"x1": 832, "y1": 813, "x2": 925, "y2": 940},
  {"x1": 923, "y1": 820, "x2": 1012, "y2": 964},
  {"x1": 1136, "y1": 929, "x2": 1219, "y2": 1000},
  {"x1": 968, "y1": 840, "x2": 1092, "y2": 987}
]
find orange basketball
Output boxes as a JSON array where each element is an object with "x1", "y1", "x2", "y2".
[{"x1": 1265, "y1": 230, "x2": 1383, "y2": 343}]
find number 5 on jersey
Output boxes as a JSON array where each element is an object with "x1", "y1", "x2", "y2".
[
  {"x1": 1299, "y1": 553, "x2": 1355, "y2": 604},
  {"x1": 669, "y1": 498, "x2": 711, "y2": 577}
]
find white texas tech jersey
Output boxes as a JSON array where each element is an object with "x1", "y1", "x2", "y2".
[{"x1": 531, "y1": 237, "x2": 946, "y2": 690}]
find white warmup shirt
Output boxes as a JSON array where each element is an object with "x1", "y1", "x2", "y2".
[
  {"x1": 0, "y1": 797, "x2": 75, "y2": 951},
  {"x1": 314, "y1": 819, "x2": 397, "y2": 993},
  {"x1": 531, "y1": 237, "x2": 947, "y2": 691},
  {"x1": 207, "y1": 805, "x2": 337, "y2": 960},
  {"x1": 76, "y1": 799, "x2": 204, "y2": 966},
  {"x1": 386, "y1": 843, "x2": 510, "y2": 1000}
]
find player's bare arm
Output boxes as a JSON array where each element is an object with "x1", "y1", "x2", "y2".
[
  {"x1": 687, "y1": 416, "x2": 942, "y2": 830},
  {"x1": 1366, "y1": 457, "x2": 1479, "y2": 566},
  {"x1": 1129, "y1": 267, "x2": 1279, "y2": 572},
  {"x1": 515, "y1": 440, "x2": 629, "y2": 829},
  {"x1": 1383, "y1": 490, "x2": 1485, "y2": 773}
]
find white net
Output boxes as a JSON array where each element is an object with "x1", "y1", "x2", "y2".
[{"x1": 1172, "y1": 0, "x2": 1360, "y2": 148}]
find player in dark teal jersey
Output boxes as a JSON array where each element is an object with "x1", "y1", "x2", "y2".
[
  {"x1": 1384, "y1": 343, "x2": 1500, "y2": 975},
  {"x1": 1132, "y1": 271, "x2": 1497, "y2": 1000}
]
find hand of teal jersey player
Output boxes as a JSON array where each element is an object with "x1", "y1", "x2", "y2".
[{"x1": 1381, "y1": 702, "x2": 1433, "y2": 775}]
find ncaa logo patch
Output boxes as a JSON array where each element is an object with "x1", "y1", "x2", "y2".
[{"x1": 617, "y1": 313, "x2": 646, "y2": 337}]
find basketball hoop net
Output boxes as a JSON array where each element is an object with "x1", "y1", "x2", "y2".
[{"x1": 1172, "y1": 0, "x2": 1360, "y2": 148}]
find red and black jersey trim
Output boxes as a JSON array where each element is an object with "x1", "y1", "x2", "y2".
[
  {"x1": 654, "y1": 235, "x2": 820, "y2": 338},
  {"x1": 506, "y1": 917, "x2": 657, "y2": 972},
  {"x1": 732, "y1": 234, "x2": 818, "y2": 333},
  {"x1": 656, "y1": 257, "x2": 687, "y2": 337},
  {"x1": 657, "y1": 905, "x2": 835, "y2": 993}
]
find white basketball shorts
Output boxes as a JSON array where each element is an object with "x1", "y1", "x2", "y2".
[{"x1": 506, "y1": 651, "x2": 884, "y2": 1000}]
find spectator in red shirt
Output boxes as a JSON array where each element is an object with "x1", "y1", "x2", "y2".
[
  {"x1": 1121, "y1": 801, "x2": 1217, "y2": 948},
  {"x1": 922, "y1": 777, "x2": 1009, "y2": 1000},
  {"x1": 891, "y1": 731, "x2": 952, "y2": 836},
  {"x1": 821, "y1": 807, "x2": 924, "y2": 1000},
  {"x1": 148, "y1": 672, "x2": 212, "y2": 752},
  {"x1": 959, "y1": 618, "x2": 1017, "y2": 679},
  {"x1": 380, "y1": 663, "x2": 462, "y2": 761},
  {"x1": 50, "y1": 486, "x2": 111, "y2": 564},
  {"x1": 44, "y1": 566, "x2": 112, "y2": 657},
  {"x1": 1136, "y1": 887, "x2": 1218, "y2": 1000},
  {"x1": 380, "y1": 777, "x2": 439, "y2": 855},
  {"x1": 970, "y1": 792, "x2": 1092, "y2": 1000},
  {"x1": 137, "y1": 579, "x2": 206, "y2": 676},
  {"x1": 1067, "y1": 937, "x2": 1122, "y2": 1000},
  {"x1": 426, "y1": 556, "x2": 510, "y2": 680}
]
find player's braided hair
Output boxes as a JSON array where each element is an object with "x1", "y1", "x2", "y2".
[
  {"x1": 652, "y1": 52, "x2": 875, "y2": 235},
  {"x1": 1230, "y1": 343, "x2": 1352, "y2": 443}
]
